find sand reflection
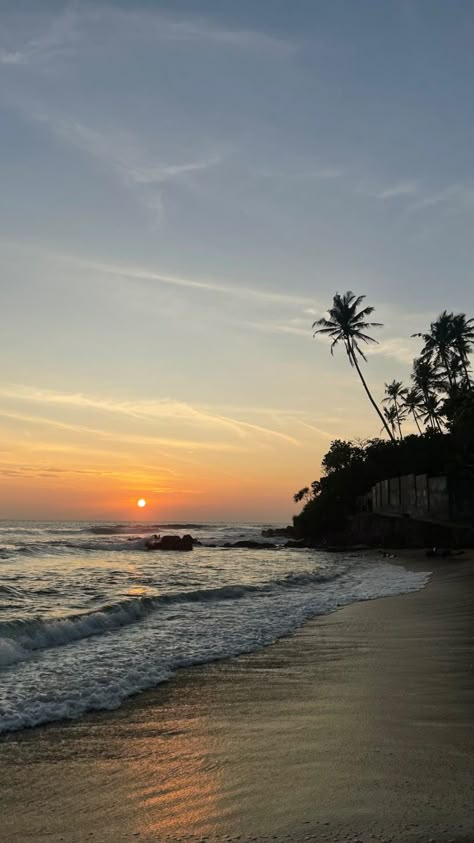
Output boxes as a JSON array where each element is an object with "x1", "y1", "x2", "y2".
[{"x1": 122, "y1": 696, "x2": 224, "y2": 838}]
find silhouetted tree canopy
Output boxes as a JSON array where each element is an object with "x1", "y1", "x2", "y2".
[{"x1": 296, "y1": 304, "x2": 474, "y2": 543}]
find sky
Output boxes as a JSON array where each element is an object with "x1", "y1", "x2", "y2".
[{"x1": 0, "y1": 0, "x2": 473, "y2": 521}]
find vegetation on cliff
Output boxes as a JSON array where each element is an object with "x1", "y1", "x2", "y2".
[{"x1": 294, "y1": 297, "x2": 474, "y2": 542}]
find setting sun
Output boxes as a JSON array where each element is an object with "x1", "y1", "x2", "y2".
[{"x1": 137, "y1": 498, "x2": 147, "y2": 508}]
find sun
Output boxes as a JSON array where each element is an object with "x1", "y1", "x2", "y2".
[{"x1": 137, "y1": 498, "x2": 147, "y2": 508}]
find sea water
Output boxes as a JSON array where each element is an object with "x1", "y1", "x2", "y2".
[{"x1": 0, "y1": 520, "x2": 430, "y2": 734}]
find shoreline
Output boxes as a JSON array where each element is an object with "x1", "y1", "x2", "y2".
[{"x1": 1, "y1": 554, "x2": 473, "y2": 842}]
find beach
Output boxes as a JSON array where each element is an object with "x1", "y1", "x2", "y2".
[{"x1": 1, "y1": 553, "x2": 473, "y2": 843}]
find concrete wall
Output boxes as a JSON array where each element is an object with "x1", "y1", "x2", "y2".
[
  {"x1": 371, "y1": 473, "x2": 451, "y2": 522},
  {"x1": 348, "y1": 512, "x2": 474, "y2": 548},
  {"x1": 428, "y1": 476, "x2": 450, "y2": 520}
]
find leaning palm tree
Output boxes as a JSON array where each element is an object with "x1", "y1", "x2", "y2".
[
  {"x1": 412, "y1": 311, "x2": 456, "y2": 390},
  {"x1": 313, "y1": 291, "x2": 395, "y2": 441},
  {"x1": 383, "y1": 379, "x2": 407, "y2": 438},
  {"x1": 451, "y1": 313, "x2": 474, "y2": 389},
  {"x1": 403, "y1": 387, "x2": 424, "y2": 434}
]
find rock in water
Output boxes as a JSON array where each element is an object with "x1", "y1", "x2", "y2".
[{"x1": 146, "y1": 534, "x2": 194, "y2": 551}]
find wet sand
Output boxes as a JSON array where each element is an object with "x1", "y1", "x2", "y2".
[{"x1": 1, "y1": 555, "x2": 473, "y2": 843}]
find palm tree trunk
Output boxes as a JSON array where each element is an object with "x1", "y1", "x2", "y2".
[
  {"x1": 433, "y1": 413, "x2": 442, "y2": 432},
  {"x1": 441, "y1": 350, "x2": 454, "y2": 390},
  {"x1": 459, "y1": 352, "x2": 472, "y2": 390},
  {"x1": 346, "y1": 343, "x2": 396, "y2": 441},
  {"x1": 412, "y1": 410, "x2": 422, "y2": 435},
  {"x1": 394, "y1": 400, "x2": 403, "y2": 439}
]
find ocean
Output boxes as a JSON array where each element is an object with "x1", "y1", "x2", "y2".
[{"x1": 0, "y1": 521, "x2": 430, "y2": 734}]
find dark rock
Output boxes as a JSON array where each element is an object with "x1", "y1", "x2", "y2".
[
  {"x1": 262, "y1": 526, "x2": 294, "y2": 538},
  {"x1": 145, "y1": 534, "x2": 193, "y2": 551}
]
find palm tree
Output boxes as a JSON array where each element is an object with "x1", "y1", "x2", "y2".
[
  {"x1": 313, "y1": 291, "x2": 395, "y2": 441},
  {"x1": 381, "y1": 406, "x2": 398, "y2": 439},
  {"x1": 420, "y1": 393, "x2": 443, "y2": 432},
  {"x1": 451, "y1": 313, "x2": 474, "y2": 389},
  {"x1": 412, "y1": 311, "x2": 456, "y2": 390},
  {"x1": 449, "y1": 352, "x2": 468, "y2": 392},
  {"x1": 412, "y1": 357, "x2": 442, "y2": 400},
  {"x1": 383, "y1": 379, "x2": 407, "y2": 438},
  {"x1": 403, "y1": 387, "x2": 424, "y2": 434}
]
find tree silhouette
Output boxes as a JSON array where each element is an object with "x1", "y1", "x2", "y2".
[
  {"x1": 403, "y1": 387, "x2": 424, "y2": 434},
  {"x1": 411, "y1": 357, "x2": 442, "y2": 400},
  {"x1": 413, "y1": 311, "x2": 458, "y2": 390},
  {"x1": 420, "y1": 393, "x2": 444, "y2": 432},
  {"x1": 381, "y1": 405, "x2": 398, "y2": 438},
  {"x1": 383, "y1": 379, "x2": 407, "y2": 439},
  {"x1": 451, "y1": 313, "x2": 474, "y2": 389},
  {"x1": 313, "y1": 291, "x2": 395, "y2": 441}
]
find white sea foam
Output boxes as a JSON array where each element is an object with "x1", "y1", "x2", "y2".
[
  {"x1": 0, "y1": 638, "x2": 27, "y2": 668},
  {"x1": 0, "y1": 570, "x2": 347, "y2": 665},
  {"x1": 0, "y1": 561, "x2": 430, "y2": 734}
]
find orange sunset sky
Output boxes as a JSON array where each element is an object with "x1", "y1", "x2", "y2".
[{"x1": 1, "y1": 3, "x2": 473, "y2": 521}]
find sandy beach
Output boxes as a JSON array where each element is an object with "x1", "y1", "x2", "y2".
[{"x1": 1, "y1": 554, "x2": 473, "y2": 843}]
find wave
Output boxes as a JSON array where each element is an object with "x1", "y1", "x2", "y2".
[
  {"x1": 0, "y1": 585, "x2": 23, "y2": 596},
  {"x1": 86, "y1": 523, "x2": 164, "y2": 535},
  {"x1": 10, "y1": 537, "x2": 148, "y2": 555},
  {"x1": 0, "y1": 563, "x2": 431, "y2": 734},
  {"x1": 0, "y1": 567, "x2": 349, "y2": 668},
  {"x1": 86, "y1": 523, "x2": 211, "y2": 534}
]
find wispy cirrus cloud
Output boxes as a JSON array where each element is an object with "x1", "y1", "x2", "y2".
[
  {"x1": 375, "y1": 180, "x2": 419, "y2": 199},
  {"x1": 407, "y1": 183, "x2": 474, "y2": 214},
  {"x1": 31, "y1": 112, "x2": 224, "y2": 187},
  {"x1": 363, "y1": 336, "x2": 420, "y2": 365},
  {"x1": 0, "y1": 408, "x2": 255, "y2": 454},
  {"x1": 244, "y1": 312, "x2": 423, "y2": 367},
  {"x1": 114, "y1": 8, "x2": 294, "y2": 55},
  {"x1": 0, "y1": 384, "x2": 300, "y2": 447},
  {"x1": 0, "y1": 4, "x2": 293, "y2": 67},
  {"x1": 256, "y1": 165, "x2": 343, "y2": 182},
  {"x1": 1, "y1": 241, "x2": 314, "y2": 308},
  {"x1": 245, "y1": 319, "x2": 311, "y2": 338},
  {"x1": 0, "y1": 91, "x2": 227, "y2": 230},
  {"x1": 0, "y1": 6, "x2": 79, "y2": 66},
  {"x1": 18, "y1": 108, "x2": 225, "y2": 225}
]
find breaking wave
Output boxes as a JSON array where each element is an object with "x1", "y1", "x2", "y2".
[
  {"x1": 0, "y1": 568, "x2": 348, "y2": 668},
  {"x1": 0, "y1": 561, "x2": 431, "y2": 733}
]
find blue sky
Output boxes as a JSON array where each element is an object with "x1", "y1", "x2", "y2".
[{"x1": 0, "y1": 1, "x2": 473, "y2": 519}]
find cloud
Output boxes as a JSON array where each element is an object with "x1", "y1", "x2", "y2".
[
  {"x1": 367, "y1": 336, "x2": 419, "y2": 365},
  {"x1": 131, "y1": 155, "x2": 224, "y2": 185},
  {"x1": 375, "y1": 180, "x2": 419, "y2": 199},
  {"x1": 0, "y1": 4, "x2": 293, "y2": 68},
  {"x1": 258, "y1": 322, "x2": 310, "y2": 337},
  {"x1": 116, "y1": 9, "x2": 294, "y2": 55},
  {"x1": 0, "y1": 409, "x2": 253, "y2": 454},
  {"x1": 33, "y1": 113, "x2": 223, "y2": 186},
  {"x1": 3, "y1": 97, "x2": 228, "y2": 229},
  {"x1": 245, "y1": 317, "x2": 314, "y2": 339},
  {"x1": 407, "y1": 183, "x2": 474, "y2": 214},
  {"x1": 96, "y1": 259, "x2": 306, "y2": 307},
  {"x1": 2, "y1": 241, "x2": 314, "y2": 308},
  {"x1": 245, "y1": 312, "x2": 423, "y2": 368},
  {"x1": 0, "y1": 384, "x2": 300, "y2": 447},
  {"x1": 257, "y1": 165, "x2": 342, "y2": 182},
  {"x1": 0, "y1": 6, "x2": 79, "y2": 66}
]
